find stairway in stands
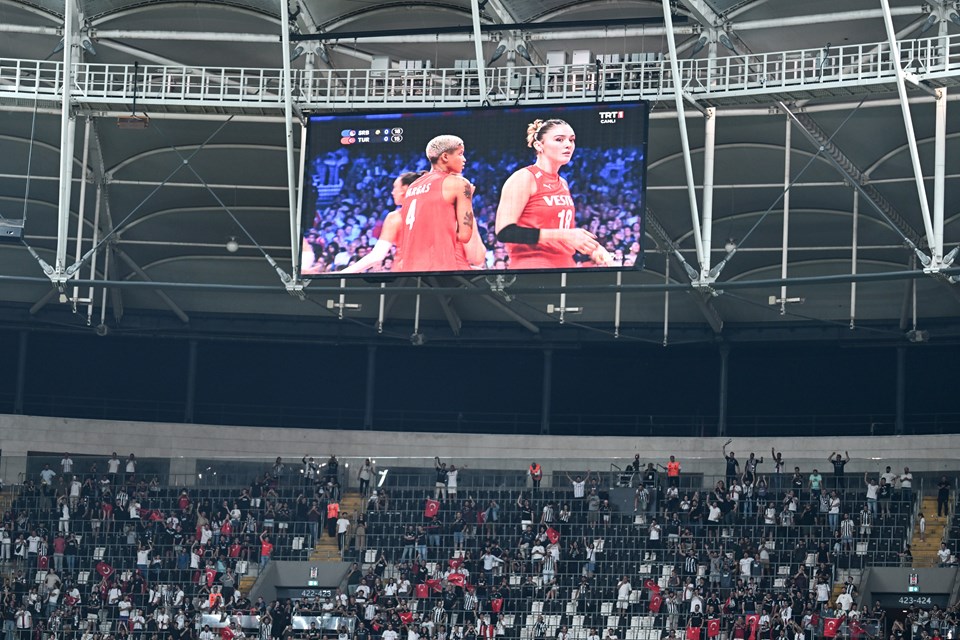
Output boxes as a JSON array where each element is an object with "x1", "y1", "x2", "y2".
[
  {"x1": 310, "y1": 492, "x2": 363, "y2": 562},
  {"x1": 912, "y1": 495, "x2": 948, "y2": 567}
]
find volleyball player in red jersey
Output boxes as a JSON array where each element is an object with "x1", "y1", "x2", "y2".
[
  {"x1": 393, "y1": 135, "x2": 485, "y2": 272},
  {"x1": 340, "y1": 171, "x2": 426, "y2": 274},
  {"x1": 495, "y1": 119, "x2": 613, "y2": 269}
]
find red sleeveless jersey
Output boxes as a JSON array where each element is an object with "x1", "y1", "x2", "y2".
[
  {"x1": 394, "y1": 171, "x2": 470, "y2": 273},
  {"x1": 507, "y1": 166, "x2": 576, "y2": 269}
]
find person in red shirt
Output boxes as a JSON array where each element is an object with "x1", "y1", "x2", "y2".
[
  {"x1": 393, "y1": 135, "x2": 485, "y2": 273},
  {"x1": 495, "y1": 118, "x2": 613, "y2": 269},
  {"x1": 259, "y1": 531, "x2": 273, "y2": 569}
]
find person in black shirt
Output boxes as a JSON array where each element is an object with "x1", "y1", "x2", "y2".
[
  {"x1": 722, "y1": 441, "x2": 739, "y2": 487},
  {"x1": 434, "y1": 458, "x2": 450, "y2": 501},
  {"x1": 937, "y1": 476, "x2": 951, "y2": 517},
  {"x1": 827, "y1": 451, "x2": 849, "y2": 491}
]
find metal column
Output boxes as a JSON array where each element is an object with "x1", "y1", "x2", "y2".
[
  {"x1": 779, "y1": 117, "x2": 792, "y2": 312},
  {"x1": 280, "y1": 0, "x2": 300, "y2": 278},
  {"x1": 469, "y1": 0, "x2": 489, "y2": 100},
  {"x1": 933, "y1": 87, "x2": 947, "y2": 261},
  {"x1": 661, "y1": 0, "x2": 705, "y2": 268},
  {"x1": 184, "y1": 339, "x2": 198, "y2": 423},
  {"x1": 14, "y1": 330, "x2": 28, "y2": 415},
  {"x1": 364, "y1": 345, "x2": 376, "y2": 430},
  {"x1": 717, "y1": 344, "x2": 729, "y2": 437},
  {"x1": 895, "y1": 346, "x2": 906, "y2": 436},
  {"x1": 540, "y1": 348, "x2": 553, "y2": 435},
  {"x1": 54, "y1": 0, "x2": 77, "y2": 278},
  {"x1": 879, "y1": 0, "x2": 936, "y2": 251},
  {"x1": 701, "y1": 107, "x2": 717, "y2": 276}
]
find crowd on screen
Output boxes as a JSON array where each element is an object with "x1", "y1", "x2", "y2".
[
  {"x1": 0, "y1": 449, "x2": 957, "y2": 640},
  {"x1": 301, "y1": 145, "x2": 644, "y2": 274}
]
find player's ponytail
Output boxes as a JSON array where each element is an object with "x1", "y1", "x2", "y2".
[{"x1": 526, "y1": 118, "x2": 571, "y2": 150}]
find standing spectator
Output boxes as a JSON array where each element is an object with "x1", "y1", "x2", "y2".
[
  {"x1": 259, "y1": 531, "x2": 273, "y2": 569},
  {"x1": 828, "y1": 452, "x2": 850, "y2": 491},
  {"x1": 565, "y1": 470, "x2": 592, "y2": 501},
  {"x1": 808, "y1": 469, "x2": 823, "y2": 501},
  {"x1": 665, "y1": 456, "x2": 681, "y2": 488},
  {"x1": 722, "y1": 441, "x2": 739, "y2": 487},
  {"x1": 900, "y1": 467, "x2": 914, "y2": 506},
  {"x1": 337, "y1": 512, "x2": 350, "y2": 555},
  {"x1": 791, "y1": 467, "x2": 804, "y2": 502},
  {"x1": 937, "y1": 476, "x2": 951, "y2": 517},
  {"x1": 107, "y1": 452, "x2": 121, "y2": 484},
  {"x1": 828, "y1": 491, "x2": 841, "y2": 530},
  {"x1": 528, "y1": 462, "x2": 543, "y2": 490},
  {"x1": 357, "y1": 459, "x2": 375, "y2": 497},
  {"x1": 771, "y1": 448, "x2": 786, "y2": 491},
  {"x1": 60, "y1": 453, "x2": 74, "y2": 477},
  {"x1": 864, "y1": 473, "x2": 879, "y2": 516},
  {"x1": 125, "y1": 453, "x2": 137, "y2": 480},
  {"x1": 434, "y1": 458, "x2": 449, "y2": 501},
  {"x1": 919, "y1": 513, "x2": 926, "y2": 542},
  {"x1": 447, "y1": 464, "x2": 463, "y2": 502},
  {"x1": 14, "y1": 607, "x2": 31, "y2": 640},
  {"x1": 878, "y1": 477, "x2": 893, "y2": 518},
  {"x1": 743, "y1": 452, "x2": 764, "y2": 484}
]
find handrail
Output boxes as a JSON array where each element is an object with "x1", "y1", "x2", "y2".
[{"x1": 1, "y1": 33, "x2": 960, "y2": 111}]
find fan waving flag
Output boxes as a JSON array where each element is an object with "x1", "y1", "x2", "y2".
[
  {"x1": 546, "y1": 527, "x2": 560, "y2": 544},
  {"x1": 643, "y1": 579, "x2": 660, "y2": 593},
  {"x1": 447, "y1": 572, "x2": 466, "y2": 587},
  {"x1": 824, "y1": 618, "x2": 841, "y2": 638},
  {"x1": 424, "y1": 499, "x2": 440, "y2": 518},
  {"x1": 649, "y1": 594, "x2": 663, "y2": 613},
  {"x1": 686, "y1": 627, "x2": 701, "y2": 640},
  {"x1": 707, "y1": 620, "x2": 721, "y2": 638},
  {"x1": 745, "y1": 614, "x2": 760, "y2": 640}
]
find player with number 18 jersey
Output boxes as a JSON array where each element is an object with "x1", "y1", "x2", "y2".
[{"x1": 506, "y1": 166, "x2": 576, "y2": 269}]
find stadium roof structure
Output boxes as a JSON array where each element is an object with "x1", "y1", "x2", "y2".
[{"x1": 1, "y1": 0, "x2": 960, "y2": 347}]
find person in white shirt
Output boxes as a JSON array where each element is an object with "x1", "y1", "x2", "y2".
[
  {"x1": 337, "y1": 514, "x2": 351, "y2": 553},
  {"x1": 60, "y1": 454, "x2": 74, "y2": 476},
  {"x1": 938, "y1": 543, "x2": 952, "y2": 566},
  {"x1": 616, "y1": 576, "x2": 632, "y2": 611},
  {"x1": 382, "y1": 625, "x2": 399, "y2": 640},
  {"x1": 900, "y1": 467, "x2": 914, "y2": 505},
  {"x1": 739, "y1": 553, "x2": 754, "y2": 577}
]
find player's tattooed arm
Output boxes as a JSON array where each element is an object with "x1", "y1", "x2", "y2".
[
  {"x1": 454, "y1": 176, "x2": 476, "y2": 243},
  {"x1": 462, "y1": 209, "x2": 474, "y2": 229}
]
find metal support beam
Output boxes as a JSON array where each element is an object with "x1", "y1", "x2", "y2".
[
  {"x1": 850, "y1": 190, "x2": 860, "y2": 329},
  {"x1": 364, "y1": 345, "x2": 376, "y2": 430},
  {"x1": 895, "y1": 346, "x2": 906, "y2": 436},
  {"x1": 717, "y1": 344, "x2": 730, "y2": 437},
  {"x1": 54, "y1": 0, "x2": 77, "y2": 280},
  {"x1": 540, "y1": 348, "x2": 552, "y2": 435},
  {"x1": 184, "y1": 339, "x2": 197, "y2": 423},
  {"x1": 933, "y1": 87, "x2": 947, "y2": 261},
  {"x1": 114, "y1": 247, "x2": 190, "y2": 324},
  {"x1": 779, "y1": 116, "x2": 792, "y2": 314},
  {"x1": 879, "y1": 0, "x2": 937, "y2": 252},
  {"x1": 661, "y1": 0, "x2": 705, "y2": 269},
  {"x1": 469, "y1": 0, "x2": 489, "y2": 100},
  {"x1": 427, "y1": 277, "x2": 463, "y2": 336},
  {"x1": 701, "y1": 107, "x2": 716, "y2": 276},
  {"x1": 281, "y1": 0, "x2": 299, "y2": 283},
  {"x1": 72, "y1": 116, "x2": 92, "y2": 304},
  {"x1": 14, "y1": 330, "x2": 28, "y2": 415}
]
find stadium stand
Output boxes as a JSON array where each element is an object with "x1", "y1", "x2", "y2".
[{"x1": 1, "y1": 450, "x2": 951, "y2": 640}]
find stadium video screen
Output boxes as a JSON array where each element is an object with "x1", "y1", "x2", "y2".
[{"x1": 300, "y1": 102, "x2": 648, "y2": 277}]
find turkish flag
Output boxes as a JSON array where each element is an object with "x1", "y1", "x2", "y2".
[
  {"x1": 447, "y1": 573, "x2": 466, "y2": 587},
  {"x1": 448, "y1": 557, "x2": 464, "y2": 569},
  {"x1": 546, "y1": 527, "x2": 560, "y2": 544},
  {"x1": 745, "y1": 614, "x2": 760, "y2": 640},
  {"x1": 399, "y1": 611, "x2": 414, "y2": 626},
  {"x1": 707, "y1": 620, "x2": 721, "y2": 638},
  {"x1": 686, "y1": 627, "x2": 701, "y2": 640},
  {"x1": 220, "y1": 627, "x2": 235, "y2": 640},
  {"x1": 424, "y1": 499, "x2": 440, "y2": 518},
  {"x1": 426, "y1": 579, "x2": 443, "y2": 593},
  {"x1": 649, "y1": 594, "x2": 662, "y2": 613},
  {"x1": 415, "y1": 584, "x2": 429, "y2": 598},
  {"x1": 824, "y1": 619, "x2": 841, "y2": 638},
  {"x1": 850, "y1": 621, "x2": 865, "y2": 640},
  {"x1": 643, "y1": 579, "x2": 660, "y2": 593},
  {"x1": 96, "y1": 561, "x2": 114, "y2": 577}
]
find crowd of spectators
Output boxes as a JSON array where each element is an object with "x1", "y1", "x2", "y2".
[
  {"x1": 301, "y1": 144, "x2": 644, "y2": 274},
  {"x1": 0, "y1": 449, "x2": 953, "y2": 640}
]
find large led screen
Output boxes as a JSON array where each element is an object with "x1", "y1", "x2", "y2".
[{"x1": 300, "y1": 102, "x2": 648, "y2": 277}]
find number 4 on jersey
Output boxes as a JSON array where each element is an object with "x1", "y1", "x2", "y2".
[{"x1": 405, "y1": 199, "x2": 417, "y2": 230}]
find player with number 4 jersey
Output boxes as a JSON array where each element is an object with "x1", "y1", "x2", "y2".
[
  {"x1": 495, "y1": 118, "x2": 613, "y2": 269},
  {"x1": 393, "y1": 135, "x2": 486, "y2": 273}
]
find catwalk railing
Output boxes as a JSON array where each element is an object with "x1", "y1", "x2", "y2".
[{"x1": 1, "y1": 34, "x2": 960, "y2": 111}]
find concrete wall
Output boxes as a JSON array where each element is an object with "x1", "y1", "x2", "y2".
[{"x1": 3, "y1": 413, "x2": 960, "y2": 485}]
